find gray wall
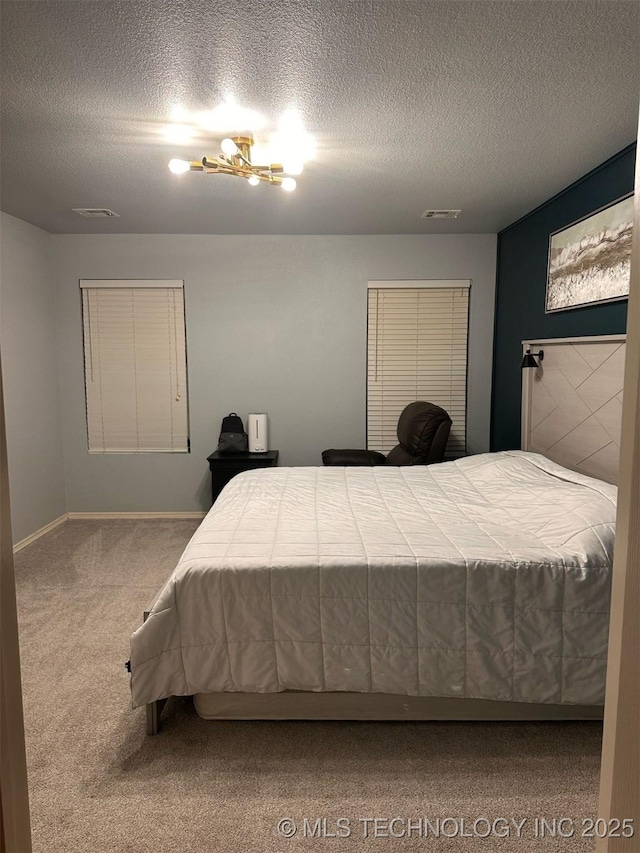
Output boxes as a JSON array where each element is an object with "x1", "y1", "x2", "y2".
[
  {"x1": 53, "y1": 234, "x2": 497, "y2": 513},
  {"x1": 0, "y1": 213, "x2": 66, "y2": 541}
]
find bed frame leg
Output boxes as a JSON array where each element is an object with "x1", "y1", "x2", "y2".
[
  {"x1": 146, "y1": 700, "x2": 160, "y2": 735},
  {"x1": 146, "y1": 698, "x2": 167, "y2": 735}
]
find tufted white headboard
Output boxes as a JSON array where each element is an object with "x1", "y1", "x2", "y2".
[{"x1": 521, "y1": 335, "x2": 626, "y2": 484}]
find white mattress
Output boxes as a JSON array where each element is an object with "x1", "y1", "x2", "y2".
[{"x1": 130, "y1": 451, "x2": 617, "y2": 709}]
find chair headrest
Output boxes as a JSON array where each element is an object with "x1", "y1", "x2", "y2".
[{"x1": 397, "y1": 401, "x2": 452, "y2": 456}]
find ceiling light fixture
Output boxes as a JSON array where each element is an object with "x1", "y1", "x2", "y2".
[{"x1": 168, "y1": 135, "x2": 297, "y2": 190}]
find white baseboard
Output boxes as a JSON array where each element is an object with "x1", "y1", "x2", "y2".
[
  {"x1": 66, "y1": 511, "x2": 206, "y2": 520},
  {"x1": 13, "y1": 514, "x2": 68, "y2": 553}
]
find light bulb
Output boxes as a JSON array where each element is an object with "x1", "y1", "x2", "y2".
[
  {"x1": 281, "y1": 177, "x2": 297, "y2": 191},
  {"x1": 283, "y1": 161, "x2": 304, "y2": 176},
  {"x1": 168, "y1": 159, "x2": 190, "y2": 174},
  {"x1": 247, "y1": 175, "x2": 261, "y2": 186},
  {"x1": 220, "y1": 137, "x2": 239, "y2": 157}
]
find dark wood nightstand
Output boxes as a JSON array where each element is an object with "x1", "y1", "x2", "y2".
[{"x1": 206, "y1": 450, "x2": 279, "y2": 505}]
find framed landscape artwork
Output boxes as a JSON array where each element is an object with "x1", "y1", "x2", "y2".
[{"x1": 546, "y1": 193, "x2": 634, "y2": 313}]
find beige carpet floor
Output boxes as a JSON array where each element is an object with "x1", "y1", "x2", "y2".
[{"x1": 14, "y1": 519, "x2": 603, "y2": 852}]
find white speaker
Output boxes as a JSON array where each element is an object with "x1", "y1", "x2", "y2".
[{"x1": 248, "y1": 413, "x2": 269, "y2": 453}]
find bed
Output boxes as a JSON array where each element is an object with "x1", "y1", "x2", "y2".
[{"x1": 130, "y1": 450, "x2": 616, "y2": 730}]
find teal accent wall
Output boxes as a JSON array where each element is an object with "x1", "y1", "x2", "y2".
[{"x1": 491, "y1": 144, "x2": 635, "y2": 451}]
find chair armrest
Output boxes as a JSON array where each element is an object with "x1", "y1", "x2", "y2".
[{"x1": 322, "y1": 449, "x2": 387, "y2": 466}]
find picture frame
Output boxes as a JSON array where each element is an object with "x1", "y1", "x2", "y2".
[{"x1": 545, "y1": 193, "x2": 634, "y2": 313}]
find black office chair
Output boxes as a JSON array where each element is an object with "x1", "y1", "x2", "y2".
[{"x1": 322, "y1": 401, "x2": 452, "y2": 466}]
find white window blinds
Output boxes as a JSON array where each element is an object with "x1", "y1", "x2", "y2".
[
  {"x1": 367, "y1": 282, "x2": 470, "y2": 459},
  {"x1": 81, "y1": 280, "x2": 189, "y2": 453}
]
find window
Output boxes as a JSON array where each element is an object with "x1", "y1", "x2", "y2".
[
  {"x1": 367, "y1": 281, "x2": 470, "y2": 459},
  {"x1": 81, "y1": 280, "x2": 189, "y2": 453}
]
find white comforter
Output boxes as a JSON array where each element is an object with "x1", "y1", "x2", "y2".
[{"x1": 130, "y1": 451, "x2": 616, "y2": 708}]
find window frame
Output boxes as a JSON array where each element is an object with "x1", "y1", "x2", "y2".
[
  {"x1": 79, "y1": 279, "x2": 190, "y2": 454},
  {"x1": 365, "y1": 279, "x2": 471, "y2": 459}
]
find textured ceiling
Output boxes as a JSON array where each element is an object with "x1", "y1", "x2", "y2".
[{"x1": 1, "y1": 0, "x2": 639, "y2": 235}]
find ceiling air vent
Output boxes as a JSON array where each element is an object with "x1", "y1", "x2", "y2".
[
  {"x1": 421, "y1": 209, "x2": 462, "y2": 219},
  {"x1": 72, "y1": 208, "x2": 120, "y2": 218}
]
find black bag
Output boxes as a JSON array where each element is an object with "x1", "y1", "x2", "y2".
[{"x1": 218, "y1": 412, "x2": 248, "y2": 453}]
